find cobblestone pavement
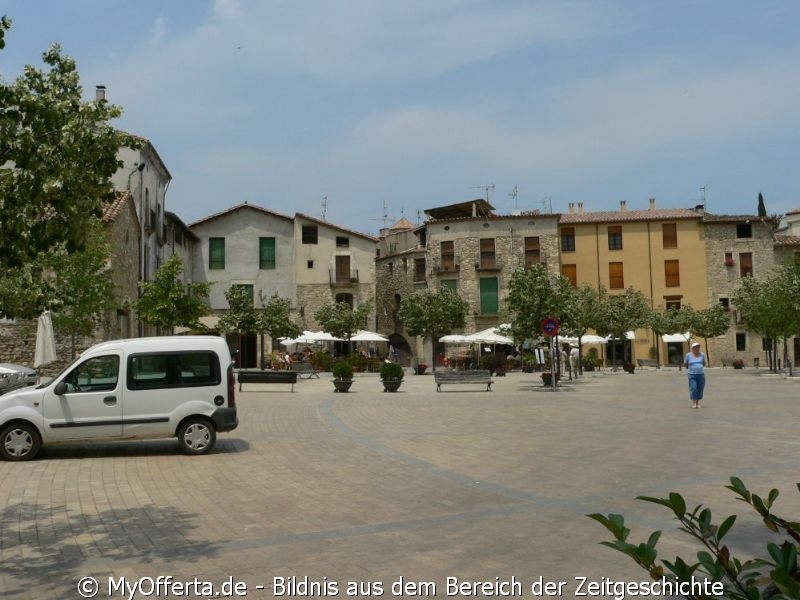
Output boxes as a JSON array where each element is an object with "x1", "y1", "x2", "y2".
[{"x1": 1, "y1": 367, "x2": 799, "y2": 598}]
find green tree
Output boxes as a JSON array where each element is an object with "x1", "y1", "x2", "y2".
[
  {"x1": 257, "y1": 291, "x2": 302, "y2": 342},
  {"x1": 560, "y1": 283, "x2": 600, "y2": 374},
  {"x1": 733, "y1": 274, "x2": 787, "y2": 372},
  {"x1": 218, "y1": 285, "x2": 259, "y2": 366},
  {"x1": 47, "y1": 220, "x2": 117, "y2": 357},
  {"x1": 134, "y1": 254, "x2": 212, "y2": 335},
  {"x1": 757, "y1": 192, "x2": 767, "y2": 217},
  {"x1": 398, "y1": 287, "x2": 468, "y2": 372},
  {"x1": 690, "y1": 304, "x2": 731, "y2": 365},
  {"x1": 505, "y1": 264, "x2": 573, "y2": 343},
  {"x1": 314, "y1": 300, "x2": 373, "y2": 355},
  {"x1": 592, "y1": 287, "x2": 651, "y2": 367},
  {"x1": 0, "y1": 27, "x2": 136, "y2": 270},
  {"x1": 649, "y1": 305, "x2": 696, "y2": 367}
]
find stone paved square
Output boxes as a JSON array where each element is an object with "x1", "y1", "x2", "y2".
[{"x1": 1, "y1": 367, "x2": 798, "y2": 598}]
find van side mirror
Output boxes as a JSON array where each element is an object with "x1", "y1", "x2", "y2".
[{"x1": 54, "y1": 381, "x2": 67, "y2": 395}]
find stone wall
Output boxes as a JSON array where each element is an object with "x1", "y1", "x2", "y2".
[
  {"x1": 704, "y1": 219, "x2": 785, "y2": 366},
  {"x1": 0, "y1": 320, "x2": 95, "y2": 378}
]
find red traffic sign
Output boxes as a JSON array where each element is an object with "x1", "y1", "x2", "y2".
[{"x1": 541, "y1": 317, "x2": 560, "y2": 336}]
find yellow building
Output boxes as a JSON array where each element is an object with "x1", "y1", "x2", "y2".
[{"x1": 558, "y1": 200, "x2": 708, "y2": 365}]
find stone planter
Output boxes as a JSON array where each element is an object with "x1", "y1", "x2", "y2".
[
  {"x1": 381, "y1": 379, "x2": 402, "y2": 393},
  {"x1": 332, "y1": 379, "x2": 353, "y2": 393},
  {"x1": 541, "y1": 372, "x2": 560, "y2": 386},
  {"x1": 415, "y1": 366, "x2": 428, "y2": 375}
]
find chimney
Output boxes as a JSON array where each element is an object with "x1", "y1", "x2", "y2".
[
  {"x1": 620, "y1": 200, "x2": 627, "y2": 212},
  {"x1": 649, "y1": 198, "x2": 656, "y2": 210},
  {"x1": 568, "y1": 202, "x2": 575, "y2": 214},
  {"x1": 95, "y1": 85, "x2": 106, "y2": 101},
  {"x1": 578, "y1": 202, "x2": 584, "y2": 214}
]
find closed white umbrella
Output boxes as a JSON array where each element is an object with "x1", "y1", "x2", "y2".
[{"x1": 34, "y1": 311, "x2": 56, "y2": 368}]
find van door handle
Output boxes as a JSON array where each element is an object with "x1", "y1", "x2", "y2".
[{"x1": 103, "y1": 396, "x2": 117, "y2": 405}]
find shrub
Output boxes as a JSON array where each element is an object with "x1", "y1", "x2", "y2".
[
  {"x1": 332, "y1": 361, "x2": 353, "y2": 381},
  {"x1": 732, "y1": 358, "x2": 745, "y2": 369},
  {"x1": 379, "y1": 361, "x2": 404, "y2": 381},
  {"x1": 310, "y1": 351, "x2": 332, "y2": 372},
  {"x1": 588, "y1": 476, "x2": 800, "y2": 600}
]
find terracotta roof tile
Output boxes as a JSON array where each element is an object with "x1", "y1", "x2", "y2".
[
  {"x1": 101, "y1": 191, "x2": 132, "y2": 223},
  {"x1": 774, "y1": 234, "x2": 800, "y2": 246},
  {"x1": 559, "y1": 207, "x2": 702, "y2": 224},
  {"x1": 189, "y1": 202, "x2": 294, "y2": 227}
]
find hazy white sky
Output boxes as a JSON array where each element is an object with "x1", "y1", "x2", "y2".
[{"x1": 2, "y1": 1, "x2": 799, "y2": 235}]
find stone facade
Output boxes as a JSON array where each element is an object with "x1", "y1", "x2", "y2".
[{"x1": 704, "y1": 216, "x2": 793, "y2": 367}]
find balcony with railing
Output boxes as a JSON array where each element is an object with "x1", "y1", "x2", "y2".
[
  {"x1": 433, "y1": 259, "x2": 460, "y2": 275},
  {"x1": 475, "y1": 257, "x2": 503, "y2": 272},
  {"x1": 329, "y1": 269, "x2": 359, "y2": 286}
]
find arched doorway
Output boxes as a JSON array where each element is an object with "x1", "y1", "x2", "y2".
[{"x1": 387, "y1": 333, "x2": 412, "y2": 366}]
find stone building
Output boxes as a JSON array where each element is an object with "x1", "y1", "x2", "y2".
[{"x1": 376, "y1": 199, "x2": 561, "y2": 366}]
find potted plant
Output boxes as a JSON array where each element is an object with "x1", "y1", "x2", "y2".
[
  {"x1": 379, "y1": 361, "x2": 404, "y2": 392},
  {"x1": 582, "y1": 354, "x2": 598, "y2": 372},
  {"x1": 415, "y1": 363, "x2": 428, "y2": 375},
  {"x1": 541, "y1": 371, "x2": 560, "y2": 386},
  {"x1": 732, "y1": 358, "x2": 745, "y2": 370},
  {"x1": 331, "y1": 361, "x2": 354, "y2": 392},
  {"x1": 622, "y1": 362, "x2": 636, "y2": 374}
]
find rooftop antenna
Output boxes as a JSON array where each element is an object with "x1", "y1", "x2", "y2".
[
  {"x1": 416, "y1": 209, "x2": 422, "y2": 225},
  {"x1": 471, "y1": 181, "x2": 495, "y2": 202},
  {"x1": 541, "y1": 196, "x2": 552, "y2": 214},
  {"x1": 699, "y1": 185, "x2": 707, "y2": 210},
  {"x1": 369, "y1": 199, "x2": 390, "y2": 228},
  {"x1": 321, "y1": 195, "x2": 328, "y2": 220},
  {"x1": 508, "y1": 185, "x2": 519, "y2": 210}
]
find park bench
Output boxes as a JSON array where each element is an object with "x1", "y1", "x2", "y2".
[
  {"x1": 238, "y1": 370, "x2": 298, "y2": 392},
  {"x1": 636, "y1": 359, "x2": 659, "y2": 368},
  {"x1": 434, "y1": 369, "x2": 493, "y2": 392},
  {"x1": 290, "y1": 362, "x2": 319, "y2": 379}
]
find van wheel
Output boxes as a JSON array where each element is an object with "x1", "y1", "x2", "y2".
[
  {"x1": 177, "y1": 418, "x2": 216, "y2": 455},
  {"x1": 0, "y1": 423, "x2": 41, "y2": 461}
]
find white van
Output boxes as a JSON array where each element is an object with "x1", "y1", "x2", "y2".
[{"x1": 0, "y1": 336, "x2": 238, "y2": 461}]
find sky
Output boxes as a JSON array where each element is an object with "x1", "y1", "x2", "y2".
[{"x1": 1, "y1": 1, "x2": 799, "y2": 237}]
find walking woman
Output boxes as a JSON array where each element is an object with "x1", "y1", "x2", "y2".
[{"x1": 685, "y1": 342, "x2": 707, "y2": 408}]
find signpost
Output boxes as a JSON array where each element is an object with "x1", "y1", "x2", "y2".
[{"x1": 541, "y1": 317, "x2": 560, "y2": 391}]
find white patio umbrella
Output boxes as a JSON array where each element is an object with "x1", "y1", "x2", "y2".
[
  {"x1": 439, "y1": 334, "x2": 471, "y2": 343},
  {"x1": 465, "y1": 327, "x2": 514, "y2": 345},
  {"x1": 580, "y1": 334, "x2": 608, "y2": 345},
  {"x1": 34, "y1": 311, "x2": 57, "y2": 368},
  {"x1": 662, "y1": 332, "x2": 691, "y2": 343},
  {"x1": 350, "y1": 330, "x2": 389, "y2": 342}
]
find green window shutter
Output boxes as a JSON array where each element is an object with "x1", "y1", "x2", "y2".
[
  {"x1": 480, "y1": 277, "x2": 498, "y2": 315},
  {"x1": 440, "y1": 279, "x2": 457, "y2": 291},
  {"x1": 242, "y1": 284, "x2": 254, "y2": 303},
  {"x1": 209, "y1": 238, "x2": 225, "y2": 269},
  {"x1": 259, "y1": 237, "x2": 276, "y2": 269}
]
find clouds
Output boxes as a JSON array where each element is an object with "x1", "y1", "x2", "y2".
[{"x1": 12, "y1": 0, "x2": 794, "y2": 229}]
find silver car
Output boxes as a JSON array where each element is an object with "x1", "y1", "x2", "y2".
[{"x1": 0, "y1": 364, "x2": 37, "y2": 395}]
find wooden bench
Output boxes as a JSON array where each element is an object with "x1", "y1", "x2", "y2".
[
  {"x1": 238, "y1": 370, "x2": 298, "y2": 391},
  {"x1": 434, "y1": 369, "x2": 493, "y2": 392},
  {"x1": 636, "y1": 359, "x2": 659, "y2": 368},
  {"x1": 290, "y1": 362, "x2": 319, "y2": 379}
]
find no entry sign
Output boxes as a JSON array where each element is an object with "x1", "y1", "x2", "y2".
[{"x1": 541, "y1": 317, "x2": 560, "y2": 336}]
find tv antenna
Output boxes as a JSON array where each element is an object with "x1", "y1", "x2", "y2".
[
  {"x1": 321, "y1": 195, "x2": 328, "y2": 220},
  {"x1": 699, "y1": 185, "x2": 708, "y2": 209},
  {"x1": 508, "y1": 185, "x2": 519, "y2": 210},
  {"x1": 540, "y1": 196, "x2": 552, "y2": 214},
  {"x1": 369, "y1": 199, "x2": 390, "y2": 228},
  {"x1": 472, "y1": 182, "x2": 495, "y2": 202}
]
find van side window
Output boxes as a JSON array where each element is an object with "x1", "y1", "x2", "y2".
[
  {"x1": 64, "y1": 355, "x2": 120, "y2": 392},
  {"x1": 128, "y1": 351, "x2": 220, "y2": 390}
]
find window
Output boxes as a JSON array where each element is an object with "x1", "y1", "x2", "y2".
[
  {"x1": 665, "y1": 260, "x2": 680, "y2": 287},
  {"x1": 335, "y1": 293, "x2": 353, "y2": 307},
  {"x1": 440, "y1": 241, "x2": 455, "y2": 271},
  {"x1": 561, "y1": 264, "x2": 577, "y2": 286},
  {"x1": 302, "y1": 225, "x2": 318, "y2": 244},
  {"x1": 736, "y1": 222, "x2": 752, "y2": 238},
  {"x1": 336, "y1": 236, "x2": 349, "y2": 248},
  {"x1": 739, "y1": 252, "x2": 753, "y2": 277},
  {"x1": 607, "y1": 225, "x2": 623, "y2": 250},
  {"x1": 524, "y1": 236, "x2": 540, "y2": 266},
  {"x1": 128, "y1": 351, "x2": 221, "y2": 390},
  {"x1": 666, "y1": 299, "x2": 681, "y2": 311},
  {"x1": 609, "y1": 262, "x2": 624, "y2": 289},
  {"x1": 735, "y1": 333, "x2": 746, "y2": 352},
  {"x1": 725, "y1": 252, "x2": 734, "y2": 266},
  {"x1": 479, "y1": 277, "x2": 499, "y2": 315},
  {"x1": 414, "y1": 258, "x2": 426, "y2": 282},
  {"x1": 233, "y1": 284, "x2": 254, "y2": 304},
  {"x1": 479, "y1": 238, "x2": 496, "y2": 268},
  {"x1": 719, "y1": 297, "x2": 730, "y2": 311},
  {"x1": 440, "y1": 279, "x2": 457, "y2": 291},
  {"x1": 259, "y1": 237, "x2": 276, "y2": 269},
  {"x1": 561, "y1": 227, "x2": 575, "y2": 252},
  {"x1": 307, "y1": 260, "x2": 314, "y2": 269},
  {"x1": 65, "y1": 355, "x2": 120, "y2": 393},
  {"x1": 209, "y1": 238, "x2": 225, "y2": 270},
  {"x1": 662, "y1": 223, "x2": 677, "y2": 249}
]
